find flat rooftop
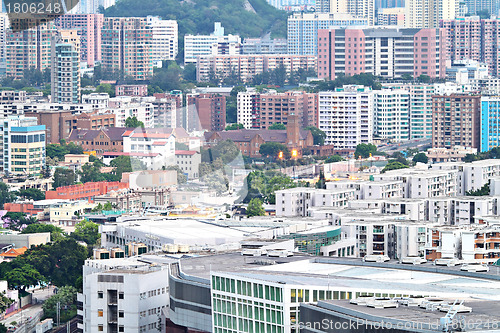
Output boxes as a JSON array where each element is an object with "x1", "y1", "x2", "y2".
[
  {"x1": 313, "y1": 299, "x2": 500, "y2": 331},
  {"x1": 178, "y1": 254, "x2": 500, "y2": 299}
]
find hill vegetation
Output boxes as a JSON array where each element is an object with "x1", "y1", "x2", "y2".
[{"x1": 103, "y1": 0, "x2": 287, "y2": 38}]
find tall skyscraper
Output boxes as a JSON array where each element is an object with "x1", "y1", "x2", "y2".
[
  {"x1": 101, "y1": 17, "x2": 153, "y2": 80},
  {"x1": 55, "y1": 14, "x2": 104, "y2": 67},
  {"x1": 51, "y1": 30, "x2": 81, "y2": 104}
]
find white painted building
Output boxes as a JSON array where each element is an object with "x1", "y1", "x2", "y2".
[
  {"x1": 78, "y1": 257, "x2": 171, "y2": 333},
  {"x1": 109, "y1": 97, "x2": 154, "y2": 129},
  {"x1": 236, "y1": 90, "x2": 258, "y2": 129},
  {"x1": 175, "y1": 150, "x2": 201, "y2": 179},
  {"x1": 373, "y1": 89, "x2": 410, "y2": 142},
  {"x1": 395, "y1": 223, "x2": 431, "y2": 259},
  {"x1": 326, "y1": 180, "x2": 404, "y2": 200},
  {"x1": 184, "y1": 22, "x2": 241, "y2": 64},
  {"x1": 318, "y1": 85, "x2": 374, "y2": 150},
  {"x1": 147, "y1": 16, "x2": 178, "y2": 62},
  {"x1": 82, "y1": 93, "x2": 110, "y2": 109},
  {"x1": 275, "y1": 187, "x2": 355, "y2": 217},
  {"x1": 374, "y1": 168, "x2": 458, "y2": 198}
]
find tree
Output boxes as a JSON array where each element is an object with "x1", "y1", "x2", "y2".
[
  {"x1": 2, "y1": 212, "x2": 37, "y2": 231},
  {"x1": 418, "y1": 74, "x2": 431, "y2": 83},
  {"x1": 382, "y1": 160, "x2": 409, "y2": 173},
  {"x1": 354, "y1": 143, "x2": 378, "y2": 159},
  {"x1": 21, "y1": 224, "x2": 64, "y2": 240},
  {"x1": 110, "y1": 155, "x2": 145, "y2": 180},
  {"x1": 304, "y1": 126, "x2": 326, "y2": 146},
  {"x1": 96, "y1": 83, "x2": 115, "y2": 97},
  {"x1": 225, "y1": 123, "x2": 245, "y2": 130},
  {"x1": 202, "y1": 140, "x2": 240, "y2": 165},
  {"x1": 16, "y1": 188, "x2": 45, "y2": 201},
  {"x1": 5, "y1": 264, "x2": 45, "y2": 291},
  {"x1": 401, "y1": 73, "x2": 413, "y2": 81},
  {"x1": 0, "y1": 183, "x2": 16, "y2": 209},
  {"x1": 20, "y1": 238, "x2": 88, "y2": 287},
  {"x1": 412, "y1": 152, "x2": 429, "y2": 164},
  {"x1": 325, "y1": 155, "x2": 344, "y2": 163},
  {"x1": 390, "y1": 152, "x2": 409, "y2": 165},
  {"x1": 125, "y1": 116, "x2": 145, "y2": 128},
  {"x1": 53, "y1": 168, "x2": 76, "y2": 189},
  {"x1": 476, "y1": 9, "x2": 490, "y2": 19},
  {"x1": 247, "y1": 198, "x2": 265, "y2": 217},
  {"x1": 71, "y1": 220, "x2": 100, "y2": 246},
  {"x1": 268, "y1": 123, "x2": 286, "y2": 130},
  {"x1": 42, "y1": 286, "x2": 77, "y2": 323},
  {"x1": 466, "y1": 183, "x2": 490, "y2": 196},
  {"x1": 259, "y1": 142, "x2": 289, "y2": 160}
]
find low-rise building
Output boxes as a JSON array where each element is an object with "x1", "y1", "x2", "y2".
[
  {"x1": 175, "y1": 150, "x2": 201, "y2": 179},
  {"x1": 45, "y1": 181, "x2": 128, "y2": 202}
]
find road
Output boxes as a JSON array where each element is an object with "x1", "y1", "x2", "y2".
[{"x1": 1, "y1": 286, "x2": 55, "y2": 328}]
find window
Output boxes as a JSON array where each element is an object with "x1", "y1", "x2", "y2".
[
  {"x1": 98, "y1": 292, "x2": 103, "y2": 299},
  {"x1": 119, "y1": 293, "x2": 124, "y2": 299},
  {"x1": 119, "y1": 326, "x2": 124, "y2": 332},
  {"x1": 119, "y1": 311, "x2": 124, "y2": 318},
  {"x1": 98, "y1": 309, "x2": 103, "y2": 317},
  {"x1": 98, "y1": 325, "x2": 103, "y2": 331}
]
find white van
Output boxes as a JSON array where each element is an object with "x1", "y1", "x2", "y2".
[{"x1": 434, "y1": 257, "x2": 460, "y2": 266}]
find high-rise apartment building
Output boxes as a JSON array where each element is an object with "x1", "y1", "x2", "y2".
[
  {"x1": 0, "y1": 13, "x2": 8, "y2": 66},
  {"x1": 480, "y1": 96, "x2": 500, "y2": 152},
  {"x1": 186, "y1": 94, "x2": 226, "y2": 132},
  {"x1": 440, "y1": 16, "x2": 500, "y2": 76},
  {"x1": 315, "y1": 0, "x2": 374, "y2": 25},
  {"x1": 318, "y1": 85, "x2": 374, "y2": 150},
  {"x1": 317, "y1": 27, "x2": 446, "y2": 80},
  {"x1": 51, "y1": 30, "x2": 81, "y2": 104},
  {"x1": 146, "y1": 16, "x2": 178, "y2": 62},
  {"x1": 287, "y1": 12, "x2": 368, "y2": 55},
  {"x1": 241, "y1": 37, "x2": 287, "y2": 54},
  {"x1": 184, "y1": 22, "x2": 241, "y2": 64},
  {"x1": 101, "y1": 17, "x2": 153, "y2": 80},
  {"x1": 5, "y1": 22, "x2": 55, "y2": 79},
  {"x1": 55, "y1": 14, "x2": 104, "y2": 66},
  {"x1": 0, "y1": 116, "x2": 46, "y2": 177},
  {"x1": 196, "y1": 54, "x2": 317, "y2": 83},
  {"x1": 237, "y1": 91, "x2": 318, "y2": 130},
  {"x1": 374, "y1": 89, "x2": 410, "y2": 142},
  {"x1": 377, "y1": 7, "x2": 406, "y2": 25},
  {"x1": 432, "y1": 95, "x2": 481, "y2": 149},
  {"x1": 406, "y1": 0, "x2": 457, "y2": 28},
  {"x1": 464, "y1": 0, "x2": 499, "y2": 16},
  {"x1": 409, "y1": 84, "x2": 434, "y2": 139}
]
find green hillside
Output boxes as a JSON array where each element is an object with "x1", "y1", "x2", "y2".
[{"x1": 103, "y1": 0, "x2": 288, "y2": 38}]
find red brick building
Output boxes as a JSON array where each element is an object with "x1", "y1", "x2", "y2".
[
  {"x1": 186, "y1": 94, "x2": 226, "y2": 132},
  {"x1": 26, "y1": 110, "x2": 116, "y2": 144},
  {"x1": 45, "y1": 181, "x2": 129, "y2": 202},
  {"x1": 205, "y1": 115, "x2": 314, "y2": 157},
  {"x1": 68, "y1": 127, "x2": 132, "y2": 155}
]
